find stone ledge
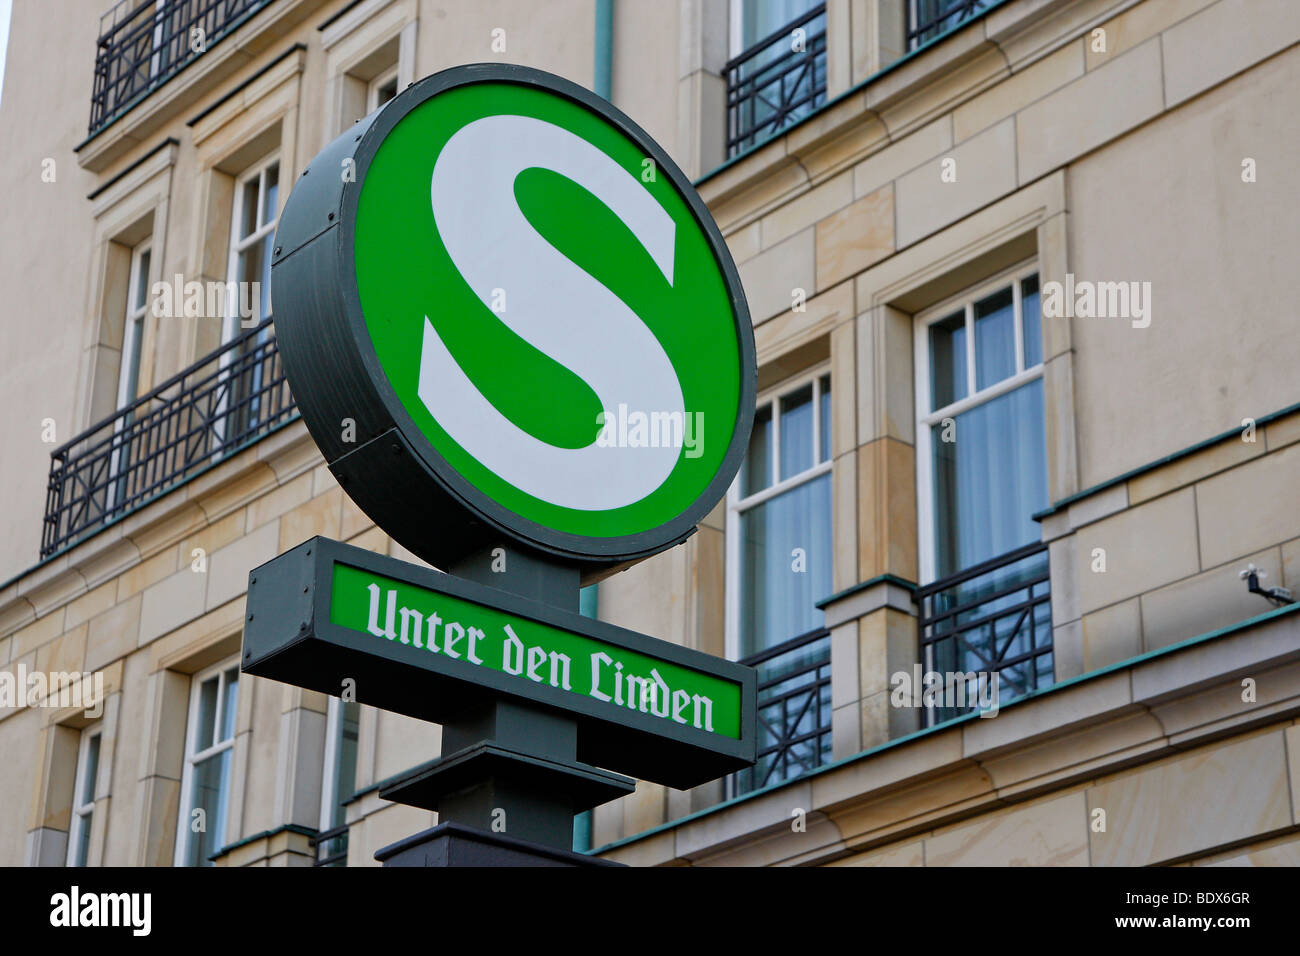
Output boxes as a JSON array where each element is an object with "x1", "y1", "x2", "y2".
[{"x1": 596, "y1": 603, "x2": 1300, "y2": 865}]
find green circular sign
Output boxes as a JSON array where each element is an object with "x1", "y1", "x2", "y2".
[{"x1": 271, "y1": 65, "x2": 755, "y2": 572}]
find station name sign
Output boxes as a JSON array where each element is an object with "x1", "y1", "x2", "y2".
[
  {"x1": 243, "y1": 537, "x2": 755, "y2": 789},
  {"x1": 334, "y1": 563, "x2": 740, "y2": 739}
]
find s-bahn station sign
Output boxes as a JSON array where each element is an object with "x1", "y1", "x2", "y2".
[{"x1": 245, "y1": 64, "x2": 757, "y2": 865}]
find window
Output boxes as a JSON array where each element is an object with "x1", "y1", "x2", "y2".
[
  {"x1": 66, "y1": 727, "x2": 102, "y2": 867},
  {"x1": 914, "y1": 266, "x2": 1052, "y2": 722},
  {"x1": 367, "y1": 67, "x2": 399, "y2": 113},
  {"x1": 905, "y1": 0, "x2": 996, "y2": 51},
  {"x1": 175, "y1": 662, "x2": 240, "y2": 867},
  {"x1": 217, "y1": 152, "x2": 279, "y2": 446},
  {"x1": 224, "y1": 152, "x2": 278, "y2": 342},
  {"x1": 107, "y1": 238, "x2": 151, "y2": 510},
  {"x1": 316, "y1": 698, "x2": 360, "y2": 866},
  {"x1": 725, "y1": 0, "x2": 828, "y2": 157},
  {"x1": 117, "y1": 240, "x2": 151, "y2": 411},
  {"x1": 727, "y1": 366, "x2": 833, "y2": 792}
]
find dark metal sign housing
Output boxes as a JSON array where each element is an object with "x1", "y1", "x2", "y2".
[
  {"x1": 243, "y1": 537, "x2": 757, "y2": 790},
  {"x1": 270, "y1": 63, "x2": 757, "y2": 582}
]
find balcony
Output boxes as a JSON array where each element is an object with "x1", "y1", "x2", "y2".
[
  {"x1": 724, "y1": 4, "x2": 828, "y2": 159},
  {"x1": 731, "y1": 627, "x2": 832, "y2": 795},
  {"x1": 913, "y1": 542, "x2": 1053, "y2": 726},
  {"x1": 43, "y1": 318, "x2": 296, "y2": 559},
  {"x1": 89, "y1": 0, "x2": 279, "y2": 138},
  {"x1": 905, "y1": 0, "x2": 996, "y2": 51},
  {"x1": 311, "y1": 824, "x2": 349, "y2": 867}
]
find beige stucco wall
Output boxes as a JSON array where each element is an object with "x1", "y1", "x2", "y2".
[
  {"x1": 0, "y1": 0, "x2": 103, "y2": 584},
  {"x1": 1068, "y1": 40, "x2": 1300, "y2": 489}
]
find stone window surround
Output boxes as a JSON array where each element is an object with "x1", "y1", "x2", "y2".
[
  {"x1": 75, "y1": 140, "x2": 179, "y2": 436},
  {"x1": 181, "y1": 46, "x2": 306, "y2": 374},
  {"x1": 24, "y1": 666, "x2": 121, "y2": 868},
  {"x1": 320, "y1": 0, "x2": 419, "y2": 141},
  {"x1": 138, "y1": 627, "x2": 249, "y2": 867},
  {"x1": 813, "y1": 171, "x2": 1073, "y2": 758}
]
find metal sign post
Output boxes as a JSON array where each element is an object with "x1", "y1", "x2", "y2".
[{"x1": 250, "y1": 64, "x2": 758, "y2": 865}]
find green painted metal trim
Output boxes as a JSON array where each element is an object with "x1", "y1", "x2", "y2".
[
  {"x1": 593, "y1": 0, "x2": 613, "y2": 101},
  {"x1": 693, "y1": 0, "x2": 1015, "y2": 188},
  {"x1": 816, "y1": 573, "x2": 918, "y2": 610},
  {"x1": 211, "y1": 822, "x2": 318, "y2": 860},
  {"x1": 588, "y1": 599, "x2": 1300, "y2": 857},
  {"x1": 1032, "y1": 401, "x2": 1300, "y2": 521}
]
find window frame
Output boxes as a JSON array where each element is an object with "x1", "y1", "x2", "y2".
[
  {"x1": 725, "y1": 361, "x2": 833, "y2": 662},
  {"x1": 318, "y1": 697, "x2": 360, "y2": 832},
  {"x1": 173, "y1": 658, "x2": 241, "y2": 867},
  {"x1": 366, "y1": 66, "x2": 400, "y2": 113},
  {"x1": 66, "y1": 724, "x2": 103, "y2": 867},
  {"x1": 913, "y1": 259, "x2": 1043, "y2": 586},
  {"x1": 222, "y1": 149, "x2": 280, "y2": 344},
  {"x1": 115, "y1": 238, "x2": 152, "y2": 411}
]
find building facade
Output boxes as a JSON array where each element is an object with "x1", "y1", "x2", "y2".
[{"x1": 0, "y1": 0, "x2": 1298, "y2": 867}]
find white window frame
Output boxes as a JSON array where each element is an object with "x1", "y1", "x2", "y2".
[
  {"x1": 222, "y1": 150, "x2": 280, "y2": 345},
  {"x1": 116, "y1": 238, "x2": 152, "y2": 411},
  {"x1": 913, "y1": 259, "x2": 1043, "y2": 586},
  {"x1": 66, "y1": 725, "x2": 103, "y2": 867},
  {"x1": 318, "y1": 697, "x2": 357, "y2": 834},
  {"x1": 366, "y1": 65, "x2": 400, "y2": 113},
  {"x1": 213, "y1": 151, "x2": 280, "y2": 449},
  {"x1": 725, "y1": 362, "x2": 833, "y2": 662},
  {"x1": 173, "y1": 659, "x2": 240, "y2": 867},
  {"x1": 106, "y1": 238, "x2": 152, "y2": 512}
]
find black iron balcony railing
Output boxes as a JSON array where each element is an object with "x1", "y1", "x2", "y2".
[
  {"x1": 914, "y1": 541, "x2": 1052, "y2": 726},
  {"x1": 905, "y1": 0, "x2": 996, "y2": 51},
  {"x1": 725, "y1": 4, "x2": 827, "y2": 158},
  {"x1": 731, "y1": 627, "x2": 832, "y2": 795},
  {"x1": 311, "y1": 824, "x2": 349, "y2": 867},
  {"x1": 42, "y1": 317, "x2": 296, "y2": 559},
  {"x1": 89, "y1": 0, "x2": 278, "y2": 136}
]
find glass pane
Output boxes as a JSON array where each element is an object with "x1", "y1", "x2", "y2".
[
  {"x1": 239, "y1": 176, "x2": 259, "y2": 239},
  {"x1": 818, "y1": 374, "x2": 831, "y2": 462},
  {"x1": 261, "y1": 163, "x2": 279, "y2": 228},
  {"x1": 80, "y1": 734, "x2": 101, "y2": 807},
  {"x1": 73, "y1": 812, "x2": 93, "y2": 867},
  {"x1": 185, "y1": 749, "x2": 232, "y2": 867},
  {"x1": 1021, "y1": 274, "x2": 1042, "y2": 368},
  {"x1": 974, "y1": 286, "x2": 1015, "y2": 390},
  {"x1": 742, "y1": 0, "x2": 821, "y2": 46},
  {"x1": 329, "y1": 701, "x2": 362, "y2": 830},
  {"x1": 122, "y1": 317, "x2": 144, "y2": 404},
  {"x1": 378, "y1": 76, "x2": 398, "y2": 106},
  {"x1": 931, "y1": 379, "x2": 1047, "y2": 578},
  {"x1": 133, "y1": 248, "x2": 151, "y2": 312},
  {"x1": 196, "y1": 675, "x2": 219, "y2": 752},
  {"x1": 779, "y1": 384, "x2": 813, "y2": 480},
  {"x1": 742, "y1": 404, "x2": 773, "y2": 496},
  {"x1": 928, "y1": 310, "x2": 967, "y2": 410},
  {"x1": 739, "y1": 472, "x2": 831, "y2": 657},
  {"x1": 220, "y1": 670, "x2": 239, "y2": 742}
]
